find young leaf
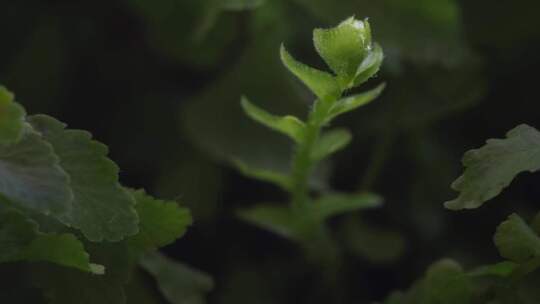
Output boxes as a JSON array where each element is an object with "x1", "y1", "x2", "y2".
[
  {"x1": 311, "y1": 192, "x2": 382, "y2": 221},
  {"x1": 311, "y1": 128, "x2": 352, "y2": 162},
  {"x1": 0, "y1": 127, "x2": 73, "y2": 217},
  {"x1": 494, "y1": 214, "x2": 540, "y2": 263},
  {"x1": 326, "y1": 83, "x2": 385, "y2": 122},
  {"x1": 140, "y1": 252, "x2": 214, "y2": 304},
  {"x1": 236, "y1": 203, "x2": 302, "y2": 240},
  {"x1": 313, "y1": 17, "x2": 369, "y2": 86},
  {"x1": 241, "y1": 96, "x2": 305, "y2": 143},
  {"x1": 28, "y1": 115, "x2": 139, "y2": 242},
  {"x1": 0, "y1": 86, "x2": 26, "y2": 145},
  {"x1": 232, "y1": 159, "x2": 292, "y2": 191},
  {"x1": 445, "y1": 124, "x2": 540, "y2": 210},
  {"x1": 280, "y1": 44, "x2": 340, "y2": 101},
  {"x1": 128, "y1": 189, "x2": 192, "y2": 252},
  {"x1": 0, "y1": 209, "x2": 103, "y2": 274},
  {"x1": 353, "y1": 43, "x2": 384, "y2": 87},
  {"x1": 468, "y1": 261, "x2": 518, "y2": 278}
]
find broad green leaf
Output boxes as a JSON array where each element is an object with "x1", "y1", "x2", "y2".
[
  {"x1": 0, "y1": 86, "x2": 26, "y2": 145},
  {"x1": 494, "y1": 214, "x2": 540, "y2": 263},
  {"x1": 313, "y1": 17, "x2": 370, "y2": 86},
  {"x1": 311, "y1": 192, "x2": 382, "y2": 221},
  {"x1": 353, "y1": 43, "x2": 384, "y2": 86},
  {"x1": 445, "y1": 124, "x2": 540, "y2": 210},
  {"x1": 241, "y1": 96, "x2": 305, "y2": 142},
  {"x1": 0, "y1": 209, "x2": 102, "y2": 274},
  {"x1": 0, "y1": 127, "x2": 73, "y2": 217},
  {"x1": 28, "y1": 115, "x2": 138, "y2": 242},
  {"x1": 311, "y1": 128, "x2": 351, "y2": 162},
  {"x1": 140, "y1": 252, "x2": 214, "y2": 304},
  {"x1": 420, "y1": 259, "x2": 473, "y2": 304},
  {"x1": 280, "y1": 44, "x2": 340, "y2": 101},
  {"x1": 326, "y1": 83, "x2": 385, "y2": 122},
  {"x1": 468, "y1": 261, "x2": 518, "y2": 277},
  {"x1": 31, "y1": 243, "x2": 130, "y2": 304},
  {"x1": 129, "y1": 189, "x2": 192, "y2": 251},
  {"x1": 232, "y1": 159, "x2": 292, "y2": 191},
  {"x1": 387, "y1": 259, "x2": 473, "y2": 304},
  {"x1": 237, "y1": 203, "x2": 302, "y2": 240},
  {"x1": 221, "y1": 0, "x2": 265, "y2": 10}
]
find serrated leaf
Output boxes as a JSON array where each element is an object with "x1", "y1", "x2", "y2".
[
  {"x1": 326, "y1": 83, "x2": 385, "y2": 122},
  {"x1": 494, "y1": 214, "x2": 540, "y2": 263},
  {"x1": 353, "y1": 43, "x2": 384, "y2": 86},
  {"x1": 237, "y1": 203, "x2": 302, "y2": 240},
  {"x1": 445, "y1": 124, "x2": 540, "y2": 210},
  {"x1": 0, "y1": 86, "x2": 26, "y2": 145},
  {"x1": 140, "y1": 252, "x2": 213, "y2": 304},
  {"x1": 280, "y1": 44, "x2": 340, "y2": 101},
  {"x1": 0, "y1": 209, "x2": 102, "y2": 274},
  {"x1": 468, "y1": 261, "x2": 518, "y2": 277},
  {"x1": 128, "y1": 189, "x2": 192, "y2": 252},
  {"x1": 313, "y1": 17, "x2": 369, "y2": 86},
  {"x1": 28, "y1": 115, "x2": 138, "y2": 242},
  {"x1": 311, "y1": 128, "x2": 351, "y2": 162},
  {"x1": 0, "y1": 127, "x2": 73, "y2": 217},
  {"x1": 311, "y1": 192, "x2": 382, "y2": 221},
  {"x1": 232, "y1": 159, "x2": 291, "y2": 191},
  {"x1": 241, "y1": 96, "x2": 305, "y2": 143}
]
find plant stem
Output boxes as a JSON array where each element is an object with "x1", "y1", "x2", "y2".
[{"x1": 290, "y1": 98, "x2": 337, "y2": 211}]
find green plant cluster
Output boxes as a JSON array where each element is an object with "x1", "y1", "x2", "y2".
[
  {"x1": 0, "y1": 87, "x2": 210, "y2": 303},
  {"x1": 380, "y1": 124, "x2": 540, "y2": 304},
  {"x1": 1, "y1": 10, "x2": 540, "y2": 304}
]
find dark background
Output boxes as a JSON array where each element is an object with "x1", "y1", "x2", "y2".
[{"x1": 2, "y1": 0, "x2": 540, "y2": 303}]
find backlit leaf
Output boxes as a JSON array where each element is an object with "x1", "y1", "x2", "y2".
[
  {"x1": 241, "y1": 96, "x2": 305, "y2": 143},
  {"x1": 326, "y1": 83, "x2": 385, "y2": 122},
  {"x1": 311, "y1": 128, "x2": 351, "y2": 162},
  {"x1": 446, "y1": 124, "x2": 540, "y2": 210},
  {"x1": 280, "y1": 44, "x2": 340, "y2": 101},
  {"x1": 311, "y1": 192, "x2": 382, "y2": 220},
  {"x1": 313, "y1": 17, "x2": 369, "y2": 86},
  {"x1": 232, "y1": 159, "x2": 292, "y2": 191}
]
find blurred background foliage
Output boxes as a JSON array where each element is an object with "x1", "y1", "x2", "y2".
[{"x1": 1, "y1": 0, "x2": 540, "y2": 303}]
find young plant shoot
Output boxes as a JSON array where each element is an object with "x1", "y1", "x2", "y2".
[{"x1": 236, "y1": 17, "x2": 385, "y2": 246}]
